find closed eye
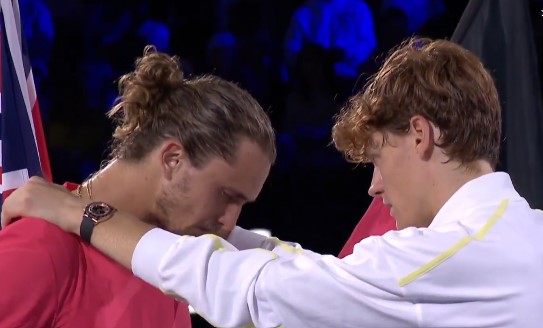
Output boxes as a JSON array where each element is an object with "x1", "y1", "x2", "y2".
[
  {"x1": 222, "y1": 189, "x2": 252, "y2": 205},
  {"x1": 222, "y1": 190, "x2": 243, "y2": 204}
]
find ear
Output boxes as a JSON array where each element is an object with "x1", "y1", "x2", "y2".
[
  {"x1": 409, "y1": 115, "x2": 435, "y2": 161},
  {"x1": 159, "y1": 139, "x2": 185, "y2": 180}
]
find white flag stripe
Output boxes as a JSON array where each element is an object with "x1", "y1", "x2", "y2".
[
  {"x1": 0, "y1": 0, "x2": 30, "y2": 112},
  {"x1": 11, "y1": 0, "x2": 22, "y2": 47},
  {"x1": 27, "y1": 70, "x2": 36, "y2": 112},
  {"x1": 25, "y1": 70, "x2": 43, "y2": 168},
  {"x1": 1, "y1": 168, "x2": 29, "y2": 192},
  {"x1": 0, "y1": 0, "x2": 38, "y2": 149}
]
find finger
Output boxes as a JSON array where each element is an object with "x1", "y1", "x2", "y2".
[
  {"x1": 28, "y1": 175, "x2": 48, "y2": 187},
  {"x1": 1, "y1": 179, "x2": 36, "y2": 228},
  {"x1": 1, "y1": 203, "x2": 19, "y2": 229},
  {"x1": 1, "y1": 189, "x2": 24, "y2": 228}
]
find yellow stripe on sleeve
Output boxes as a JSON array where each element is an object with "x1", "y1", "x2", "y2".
[{"x1": 398, "y1": 199, "x2": 509, "y2": 287}]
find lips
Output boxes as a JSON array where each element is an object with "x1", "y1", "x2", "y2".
[{"x1": 382, "y1": 201, "x2": 393, "y2": 216}]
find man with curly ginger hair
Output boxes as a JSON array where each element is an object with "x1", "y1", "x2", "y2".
[{"x1": 4, "y1": 38, "x2": 543, "y2": 327}]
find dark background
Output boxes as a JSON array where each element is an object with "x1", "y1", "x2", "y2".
[{"x1": 19, "y1": 0, "x2": 543, "y2": 325}]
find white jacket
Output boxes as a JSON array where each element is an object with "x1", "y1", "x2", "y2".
[{"x1": 132, "y1": 172, "x2": 543, "y2": 327}]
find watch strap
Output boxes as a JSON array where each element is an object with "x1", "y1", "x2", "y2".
[{"x1": 80, "y1": 215, "x2": 95, "y2": 243}]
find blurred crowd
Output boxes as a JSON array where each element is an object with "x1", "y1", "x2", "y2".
[{"x1": 20, "y1": 0, "x2": 543, "y2": 254}]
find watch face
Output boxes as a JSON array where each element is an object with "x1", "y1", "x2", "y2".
[{"x1": 86, "y1": 202, "x2": 114, "y2": 218}]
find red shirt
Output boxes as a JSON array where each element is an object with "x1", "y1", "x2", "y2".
[
  {"x1": 338, "y1": 197, "x2": 397, "y2": 258},
  {"x1": 0, "y1": 183, "x2": 191, "y2": 328}
]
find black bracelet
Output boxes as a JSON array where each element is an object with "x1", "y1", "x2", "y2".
[{"x1": 80, "y1": 216, "x2": 95, "y2": 243}]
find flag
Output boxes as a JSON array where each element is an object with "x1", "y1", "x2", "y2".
[
  {"x1": 451, "y1": 0, "x2": 543, "y2": 208},
  {"x1": 338, "y1": 197, "x2": 396, "y2": 258},
  {"x1": 0, "y1": 0, "x2": 52, "y2": 211}
]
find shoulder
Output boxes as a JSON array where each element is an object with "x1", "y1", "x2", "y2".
[
  {"x1": 349, "y1": 226, "x2": 467, "y2": 279},
  {"x1": 364, "y1": 226, "x2": 467, "y2": 259},
  {"x1": 0, "y1": 219, "x2": 79, "y2": 326},
  {"x1": 2, "y1": 217, "x2": 78, "y2": 243},
  {"x1": 0, "y1": 218, "x2": 81, "y2": 266}
]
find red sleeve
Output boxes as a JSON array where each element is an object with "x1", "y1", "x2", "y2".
[
  {"x1": 338, "y1": 197, "x2": 397, "y2": 258},
  {"x1": 173, "y1": 302, "x2": 193, "y2": 327},
  {"x1": 0, "y1": 218, "x2": 78, "y2": 327}
]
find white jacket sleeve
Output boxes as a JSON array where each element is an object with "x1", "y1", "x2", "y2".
[
  {"x1": 132, "y1": 186, "x2": 543, "y2": 328},
  {"x1": 227, "y1": 226, "x2": 302, "y2": 253},
  {"x1": 132, "y1": 228, "x2": 420, "y2": 328},
  {"x1": 132, "y1": 229, "x2": 417, "y2": 328}
]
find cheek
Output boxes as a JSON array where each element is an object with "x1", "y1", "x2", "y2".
[
  {"x1": 381, "y1": 165, "x2": 411, "y2": 203},
  {"x1": 194, "y1": 192, "x2": 227, "y2": 220}
]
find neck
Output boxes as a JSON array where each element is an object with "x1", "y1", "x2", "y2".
[
  {"x1": 76, "y1": 159, "x2": 159, "y2": 222},
  {"x1": 426, "y1": 159, "x2": 494, "y2": 225}
]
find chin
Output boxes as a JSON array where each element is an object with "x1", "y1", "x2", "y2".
[
  {"x1": 168, "y1": 225, "x2": 222, "y2": 238},
  {"x1": 176, "y1": 227, "x2": 207, "y2": 237},
  {"x1": 395, "y1": 217, "x2": 411, "y2": 230},
  {"x1": 142, "y1": 213, "x2": 167, "y2": 229}
]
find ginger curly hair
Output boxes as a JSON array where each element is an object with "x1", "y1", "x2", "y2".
[{"x1": 333, "y1": 38, "x2": 501, "y2": 168}]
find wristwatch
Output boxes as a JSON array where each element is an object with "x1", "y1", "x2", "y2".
[{"x1": 80, "y1": 201, "x2": 117, "y2": 243}]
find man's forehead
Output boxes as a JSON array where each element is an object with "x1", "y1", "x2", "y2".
[
  {"x1": 212, "y1": 144, "x2": 270, "y2": 201},
  {"x1": 198, "y1": 159, "x2": 261, "y2": 202}
]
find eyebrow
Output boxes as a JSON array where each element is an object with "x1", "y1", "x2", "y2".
[{"x1": 226, "y1": 189, "x2": 254, "y2": 203}]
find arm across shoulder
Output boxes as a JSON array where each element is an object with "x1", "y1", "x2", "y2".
[{"x1": 0, "y1": 218, "x2": 80, "y2": 327}]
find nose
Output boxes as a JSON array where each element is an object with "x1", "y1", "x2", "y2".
[
  {"x1": 218, "y1": 203, "x2": 242, "y2": 233},
  {"x1": 368, "y1": 167, "x2": 384, "y2": 197}
]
